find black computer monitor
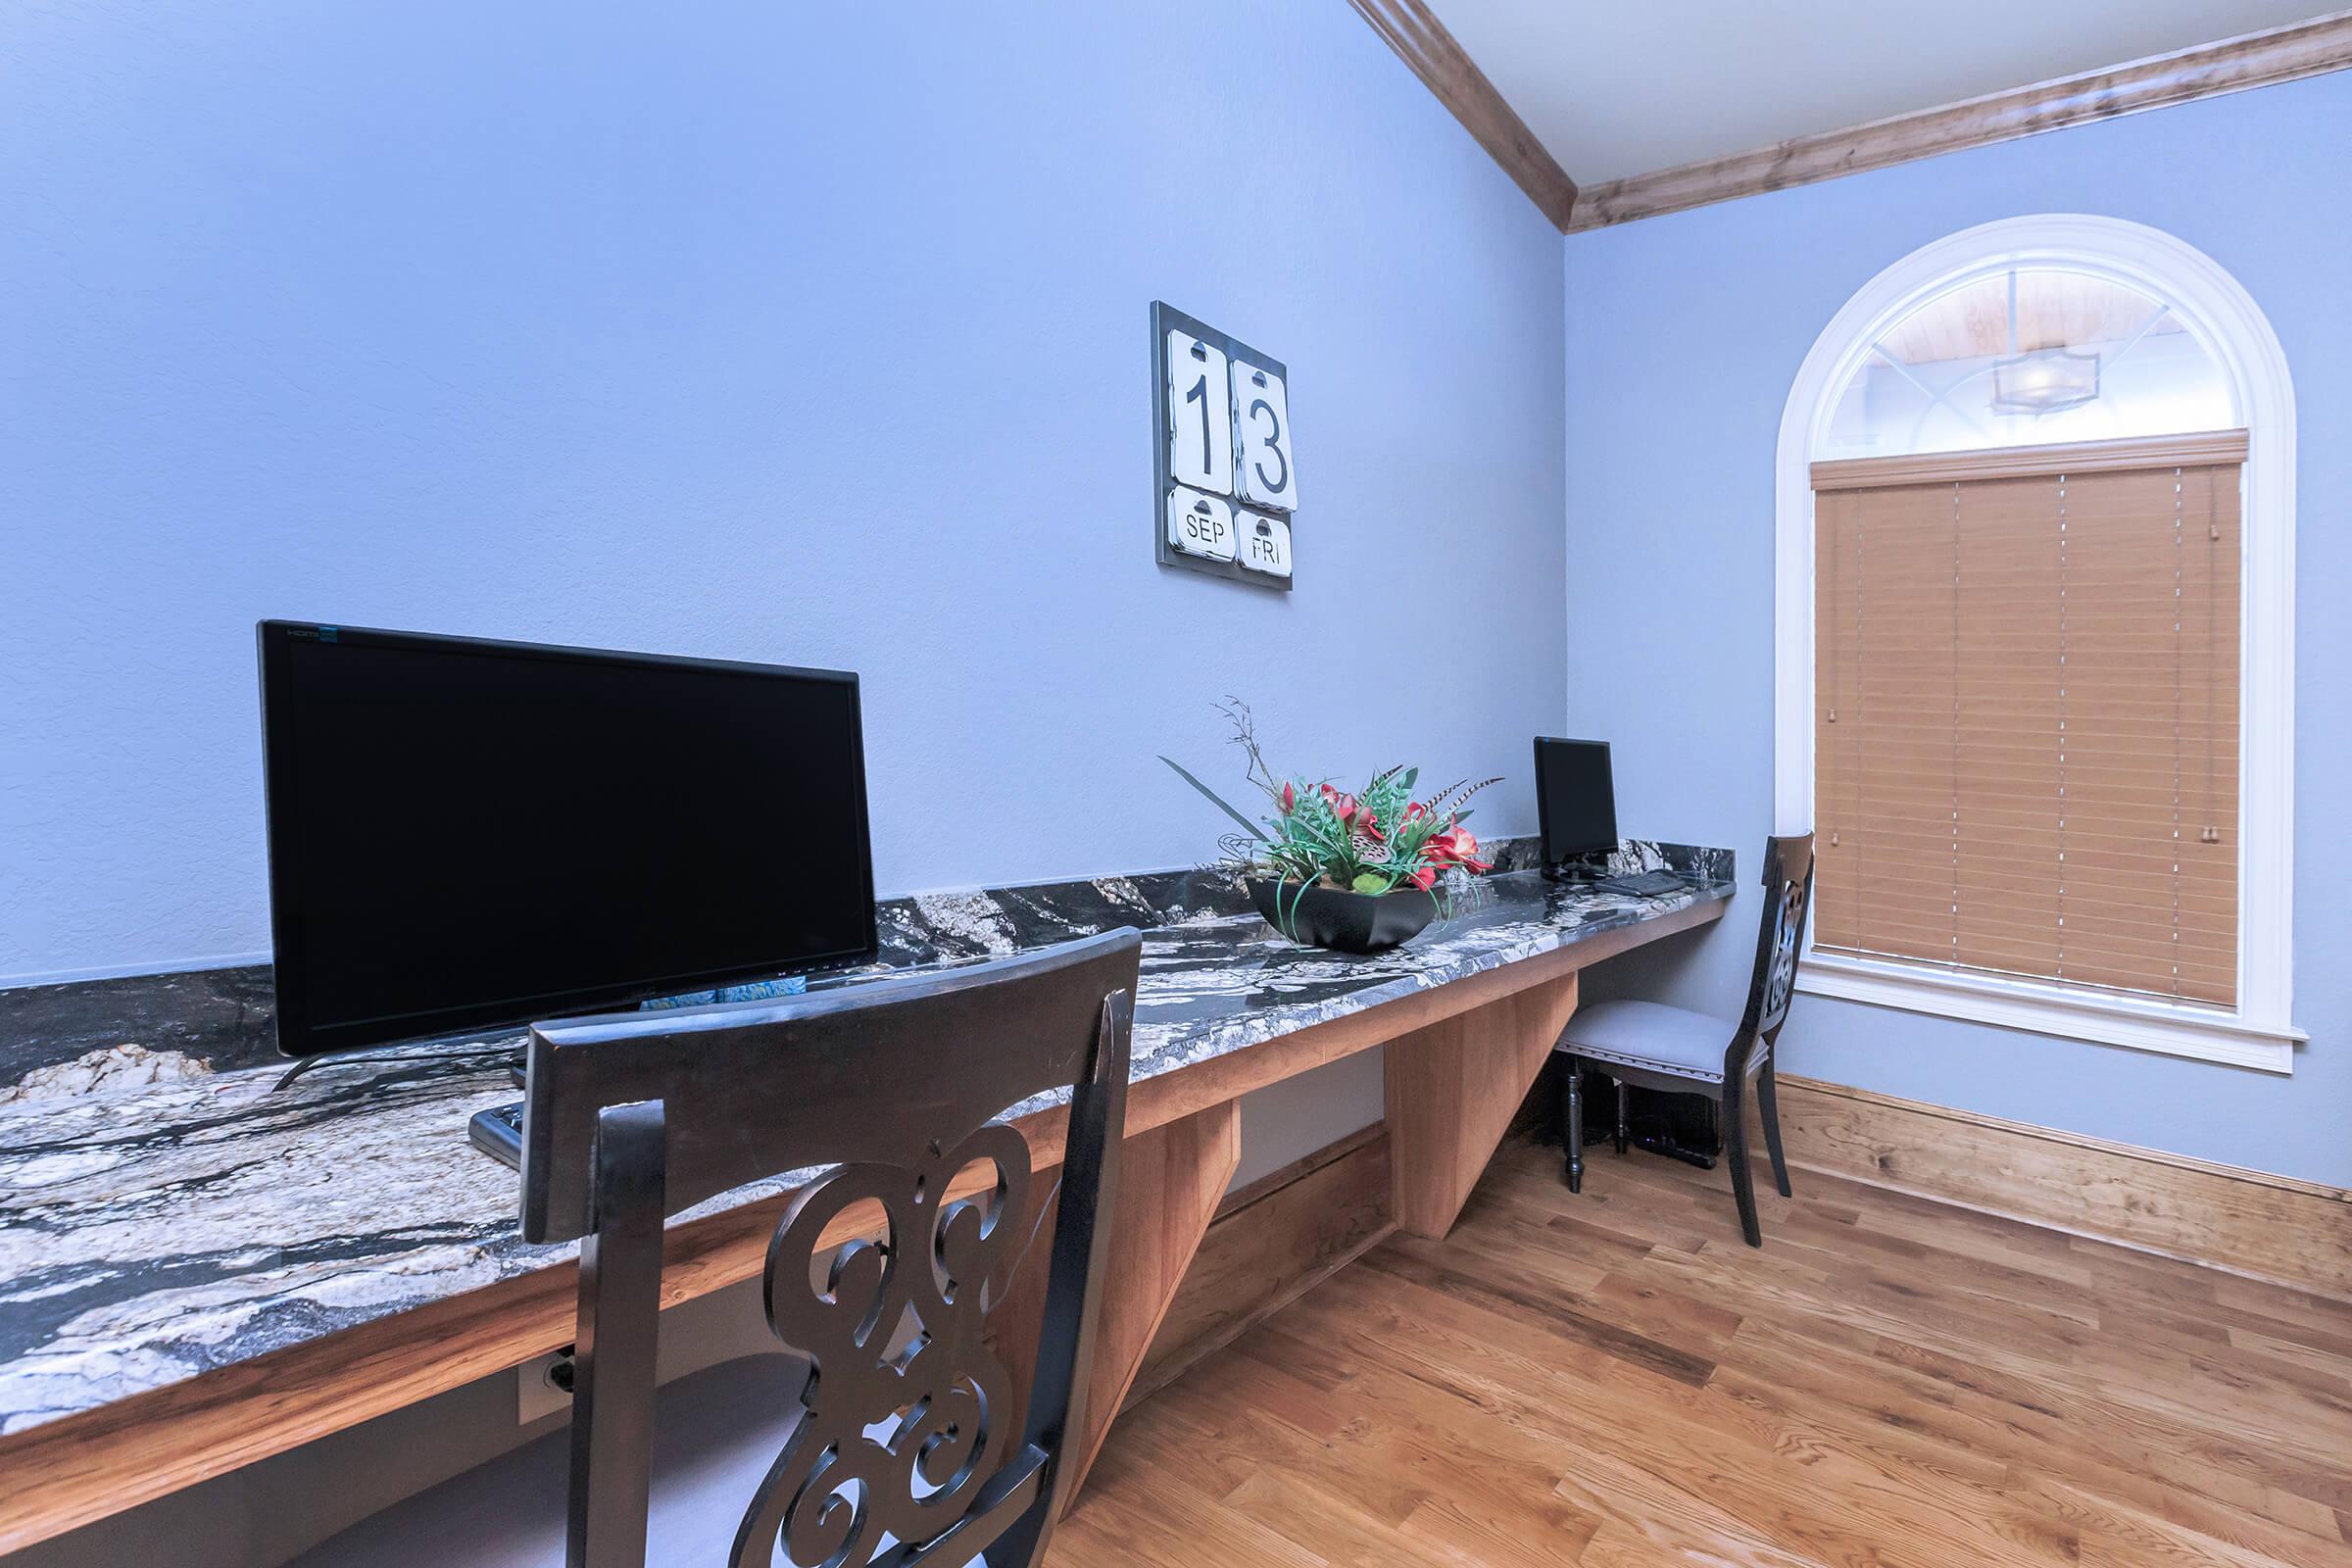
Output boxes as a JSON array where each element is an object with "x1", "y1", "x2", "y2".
[
  {"x1": 257, "y1": 621, "x2": 878, "y2": 1058},
  {"x1": 1534, "y1": 737, "x2": 1618, "y2": 871}
]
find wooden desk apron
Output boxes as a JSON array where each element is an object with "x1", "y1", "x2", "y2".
[{"x1": 0, "y1": 857, "x2": 1731, "y2": 1551}]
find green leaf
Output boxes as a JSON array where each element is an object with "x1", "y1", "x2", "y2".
[
  {"x1": 1350, "y1": 872, "x2": 1387, "y2": 894},
  {"x1": 1158, "y1": 756, "x2": 1267, "y2": 842},
  {"x1": 1281, "y1": 876, "x2": 1311, "y2": 935}
]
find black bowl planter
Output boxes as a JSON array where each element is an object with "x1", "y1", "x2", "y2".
[{"x1": 1249, "y1": 877, "x2": 1439, "y2": 955}]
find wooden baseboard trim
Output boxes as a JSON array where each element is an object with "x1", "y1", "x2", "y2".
[
  {"x1": 1213, "y1": 1121, "x2": 1386, "y2": 1221},
  {"x1": 1124, "y1": 1124, "x2": 1396, "y2": 1411},
  {"x1": 1775, "y1": 1074, "x2": 2352, "y2": 1300}
]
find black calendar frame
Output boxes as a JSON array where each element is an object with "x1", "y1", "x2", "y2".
[{"x1": 1150, "y1": 301, "x2": 1295, "y2": 593}]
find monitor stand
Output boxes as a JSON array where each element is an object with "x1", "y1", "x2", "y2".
[
  {"x1": 269, "y1": 1040, "x2": 531, "y2": 1167},
  {"x1": 459, "y1": 963, "x2": 858, "y2": 1171},
  {"x1": 270, "y1": 1037, "x2": 525, "y2": 1094},
  {"x1": 1546, "y1": 852, "x2": 1684, "y2": 900},
  {"x1": 1542, "y1": 851, "x2": 1616, "y2": 884},
  {"x1": 283, "y1": 961, "x2": 862, "y2": 1166}
]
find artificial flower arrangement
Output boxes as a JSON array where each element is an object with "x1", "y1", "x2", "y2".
[{"x1": 1163, "y1": 701, "x2": 1498, "y2": 953}]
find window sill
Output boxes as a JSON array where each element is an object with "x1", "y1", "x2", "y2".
[{"x1": 1795, "y1": 952, "x2": 2303, "y2": 1072}]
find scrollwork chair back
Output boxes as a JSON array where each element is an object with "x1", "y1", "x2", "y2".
[
  {"x1": 520, "y1": 929, "x2": 1143, "y2": 1568},
  {"x1": 1728, "y1": 833, "x2": 1815, "y2": 1082}
]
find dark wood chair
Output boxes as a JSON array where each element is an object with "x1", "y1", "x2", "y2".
[
  {"x1": 294, "y1": 928, "x2": 1141, "y2": 1568},
  {"x1": 1555, "y1": 834, "x2": 1813, "y2": 1247}
]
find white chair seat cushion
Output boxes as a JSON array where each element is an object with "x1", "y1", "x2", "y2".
[
  {"x1": 291, "y1": 1353, "x2": 812, "y2": 1568},
  {"x1": 1556, "y1": 1000, "x2": 1734, "y2": 1082}
]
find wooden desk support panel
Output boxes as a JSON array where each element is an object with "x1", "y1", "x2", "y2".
[
  {"x1": 1387, "y1": 973, "x2": 1579, "y2": 1239},
  {"x1": 1019, "y1": 973, "x2": 1578, "y2": 1517},
  {"x1": 992, "y1": 1101, "x2": 1242, "y2": 1514},
  {"x1": 0, "y1": 896, "x2": 1718, "y2": 1552},
  {"x1": 1125, "y1": 1124, "x2": 1396, "y2": 1412}
]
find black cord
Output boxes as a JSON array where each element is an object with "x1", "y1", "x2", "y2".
[{"x1": 271, "y1": 1042, "x2": 522, "y2": 1093}]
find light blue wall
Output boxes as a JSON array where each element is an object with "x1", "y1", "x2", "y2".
[
  {"x1": 1562, "y1": 74, "x2": 2351, "y2": 1186},
  {"x1": 0, "y1": 1, "x2": 1566, "y2": 984},
  {"x1": 0, "y1": 19, "x2": 1562, "y2": 1558}
]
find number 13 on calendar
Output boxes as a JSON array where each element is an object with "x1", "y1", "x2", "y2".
[{"x1": 1152, "y1": 302, "x2": 1298, "y2": 590}]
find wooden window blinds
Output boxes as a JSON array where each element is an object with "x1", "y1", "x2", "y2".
[{"x1": 1811, "y1": 430, "x2": 2246, "y2": 1007}]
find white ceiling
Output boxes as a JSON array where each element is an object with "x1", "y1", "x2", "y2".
[{"x1": 1423, "y1": 1, "x2": 2335, "y2": 185}]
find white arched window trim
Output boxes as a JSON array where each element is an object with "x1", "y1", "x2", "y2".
[{"x1": 1774, "y1": 215, "x2": 2300, "y2": 1072}]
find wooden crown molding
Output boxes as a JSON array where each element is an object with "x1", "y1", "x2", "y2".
[
  {"x1": 1347, "y1": 0, "x2": 1578, "y2": 229},
  {"x1": 1566, "y1": 10, "x2": 2352, "y2": 232}
]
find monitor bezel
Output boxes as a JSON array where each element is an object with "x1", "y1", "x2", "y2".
[
  {"x1": 1533, "y1": 735, "x2": 1619, "y2": 865},
  {"x1": 257, "y1": 620, "x2": 880, "y2": 1058}
]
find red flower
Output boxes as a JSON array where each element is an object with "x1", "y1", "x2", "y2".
[
  {"x1": 1406, "y1": 864, "x2": 1437, "y2": 891},
  {"x1": 1280, "y1": 780, "x2": 1296, "y2": 813},
  {"x1": 1425, "y1": 824, "x2": 1493, "y2": 872},
  {"x1": 1332, "y1": 793, "x2": 1358, "y2": 824},
  {"x1": 1404, "y1": 802, "x2": 1427, "y2": 820}
]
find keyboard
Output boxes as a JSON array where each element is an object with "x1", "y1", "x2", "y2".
[
  {"x1": 1594, "y1": 869, "x2": 1685, "y2": 898},
  {"x1": 468, "y1": 1100, "x2": 525, "y2": 1168}
]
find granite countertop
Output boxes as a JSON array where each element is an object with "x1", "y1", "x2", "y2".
[{"x1": 0, "y1": 841, "x2": 1733, "y2": 1442}]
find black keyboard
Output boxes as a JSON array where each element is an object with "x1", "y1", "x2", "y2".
[
  {"x1": 1594, "y1": 869, "x2": 1685, "y2": 898},
  {"x1": 468, "y1": 1100, "x2": 525, "y2": 1168}
]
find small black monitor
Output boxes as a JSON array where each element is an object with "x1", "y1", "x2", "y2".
[
  {"x1": 257, "y1": 622, "x2": 878, "y2": 1057},
  {"x1": 1534, "y1": 737, "x2": 1618, "y2": 868}
]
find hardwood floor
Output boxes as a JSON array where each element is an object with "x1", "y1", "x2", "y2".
[{"x1": 1046, "y1": 1131, "x2": 2352, "y2": 1567}]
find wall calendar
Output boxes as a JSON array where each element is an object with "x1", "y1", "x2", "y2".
[{"x1": 1152, "y1": 301, "x2": 1297, "y2": 590}]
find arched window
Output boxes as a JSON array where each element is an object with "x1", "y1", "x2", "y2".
[
  {"x1": 1822, "y1": 267, "x2": 2233, "y2": 459},
  {"x1": 1774, "y1": 217, "x2": 2298, "y2": 1070}
]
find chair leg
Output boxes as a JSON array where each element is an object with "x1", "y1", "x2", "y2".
[
  {"x1": 1722, "y1": 1080, "x2": 1762, "y2": 1248},
  {"x1": 1613, "y1": 1078, "x2": 1630, "y2": 1156},
  {"x1": 1561, "y1": 1058, "x2": 1585, "y2": 1194},
  {"x1": 1758, "y1": 1061, "x2": 1792, "y2": 1199}
]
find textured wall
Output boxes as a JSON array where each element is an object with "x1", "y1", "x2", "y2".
[
  {"x1": 0, "y1": 0, "x2": 1566, "y2": 985},
  {"x1": 1561, "y1": 72, "x2": 2351, "y2": 1185},
  {"x1": 2, "y1": 6, "x2": 1563, "y2": 1559}
]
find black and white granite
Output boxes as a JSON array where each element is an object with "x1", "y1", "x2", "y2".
[
  {"x1": 0, "y1": 965, "x2": 280, "y2": 1102},
  {"x1": 0, "y1": 834, "x2": 1654, "y2": 1100},
  {"x1": 0, "y1": 839, "x2": 1732, "y2": 1440}
]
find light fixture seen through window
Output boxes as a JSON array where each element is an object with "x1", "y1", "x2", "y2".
[
  {"x1": 1989, "y1": 270, "x2": 2100, "y2": 415},
  {"x1": 1992, "y1": 346, "x2": 2101, "y2": 415}
]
